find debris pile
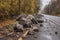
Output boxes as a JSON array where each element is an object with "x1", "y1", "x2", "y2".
[{"x1": 0, "y1": 14, "x2": 44, "y2": 40}]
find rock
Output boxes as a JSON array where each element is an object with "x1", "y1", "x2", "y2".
[
  {"x1": 31, "y1": 18, "x2": 38, "y2": 24},
  {"x1": 55, "y1": 32, "x2": 58, "y2": 35},
  {"x1": 23, "y1": 24, "x2": 31, "y2": 28},
  {"x1": 37, "y1": 20, "x2": 44, "y2": 23},
  {"x1": 27, "y1": 32, "x2": 34, "y2": 35},
  {"x1": 13, "y1": 26, "x2": 23, "y2": 32},
  {"x1": 33, "y1": 29, "x2": 39, "y2": 32},
  {"x1": 40, "y1": 24, "x2": 43, "y2": 27},
  {"x1": 33, "y1": 27, "x2": 39, "y2": 32}
]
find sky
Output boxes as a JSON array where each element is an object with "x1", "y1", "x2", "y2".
[{"x1": 40, "y1": 0, "x2": 51, "y2": 10}]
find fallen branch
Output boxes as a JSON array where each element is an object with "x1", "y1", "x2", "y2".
[{"x1": 18, "y1": 30, "x2": 29, "y2": 40}]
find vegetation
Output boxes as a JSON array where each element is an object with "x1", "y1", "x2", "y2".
[
  {"x1": 0, "y1": 0, "x2": 40, "y2": 22},
  {"x1": 44, "y1": 0, "x2": 60, "y2": 16}
]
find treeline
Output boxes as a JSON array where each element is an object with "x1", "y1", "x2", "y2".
[
  {"x1": 0, "y1": 0, "x2": 40, "y2": 22},
  {"x1": 44, "y1": 0, "x2": 60, "y2": 16}
]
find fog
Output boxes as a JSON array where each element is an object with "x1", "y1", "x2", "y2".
[{"x1": 40, "y1": 0, "x2": 51, "y2": 10}]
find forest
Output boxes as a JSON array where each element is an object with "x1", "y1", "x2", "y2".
[
  {"x1": 44, "y1": 0, "x2": 60, "y2": 16},
  {"x1": 0, "y1": 0, "x2": 40, "y2": 22}
]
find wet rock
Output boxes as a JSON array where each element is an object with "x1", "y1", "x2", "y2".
[
  {"x1": 40, "y1": 24, "x2": 43, "y2": 27},
  {"x1": 23, "y1": 24, "x2": 31, "y2": 28},
  {"x1": 34, "y1": 29, "x2": 39, "y2": 32},
  {"x1": 33, "y1": 27, "x2": 39, "y2": 32},
  {"x1": 55, "y1": 32, "x2": 58, "y2": 35},
  {"x1": 37, "y1": 20, "x2": 44, "y2": 23},
  {"x1": 13, "y1": 26, "x2": 23, "y2": 32},
  {"x1": 27, "y1": 32, "x2": 34, "y2": 35},
  {"x1": 31, "y1": 19, "x2": 38, "y2": 24}
]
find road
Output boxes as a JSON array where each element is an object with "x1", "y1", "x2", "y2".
[{"x1": 23, "y1": 14, "x2": 60, "y2": 40}]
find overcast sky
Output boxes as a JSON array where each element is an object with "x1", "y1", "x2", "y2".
[{"x1": 41, "y1": 0, "x2": 51, "y2": 10}]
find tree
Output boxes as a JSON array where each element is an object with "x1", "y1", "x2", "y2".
[
  {"x1": 44, "y1": 0, "x2": 60, "y2": 16},
  {"x1": 0, "y1": 0, "x2": 40, "y2": 22}
]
